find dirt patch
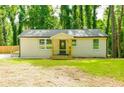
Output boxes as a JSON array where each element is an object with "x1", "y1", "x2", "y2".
[{"x1": 0, "y1": 62, "x2": 123, "y2": 87}]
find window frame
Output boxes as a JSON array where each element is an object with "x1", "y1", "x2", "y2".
[
  {"x1": 93, "y1": 39, "x2": 99, "y2": 49},
  {"x1": 72, "y1": 39, "x2": 77, "y2": 46},
  {"x1": 39, "y1": 39, "x2": 52, "y2": 50},
  {"x1": 39, "y1": 39, "x2": 45, "y2": 49},
  {"x1": 46, "y1": 39, "x2": 52, "y2": 49}
]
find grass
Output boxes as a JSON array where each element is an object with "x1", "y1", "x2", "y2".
[{"x1": 1, "y1": 58, "x2": 124, "y2": 82}]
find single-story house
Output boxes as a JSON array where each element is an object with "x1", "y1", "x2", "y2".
[{"x1": 19, "y1": 29, "x2": 108, "y2": 59}]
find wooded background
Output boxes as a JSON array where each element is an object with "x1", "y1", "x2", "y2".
[{"x1": 0, "y1": 5, "x2": 124, "y2": 58}]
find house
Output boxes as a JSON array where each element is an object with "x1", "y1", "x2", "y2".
[{"x1": 19, "y1": 29, "x2": 108, "y2": 59}]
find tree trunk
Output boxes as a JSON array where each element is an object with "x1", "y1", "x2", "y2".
[
  {"x1": 111, "y1": 5, "x2": 117, "y2": 58},
  {"x1": 1, "y1": 17, "x2": 7, "y2": 45},
  {"x1": 122, "y1": 17, "x2": 124, "y2": 57},
  {"x1": 105, "y1": 6, "x2": 111, "y2": 34},
  {"x1": 10, "y1": 17, "x2": 17, "y2": 45},
  {"x1": 117, "y1": 5, "x2": 124, "y2": 58},
  {"x1": 85, "y1": 5, "x2": 92, "y2": 29},
  {"x1": 18, "y1": 23, "x2": 23, "y2": 35},
  {"x1": 60, "y1": 5, "x2": 71, "y2": 29},
  {"x1": 105, "y1": 6, "x2": 111, "y2": 57},
  {"x1": 79, "y1": 5, "x2": 84, "y2": 29},
  {"x1": 93, "y1": 5, "x2": 97, "y2": 29},
  {"x1": 0, "y1": 24, "x2": 3, "y2": 46},
  {"x1": 72, "y1": 5, "x2": 79, "y2": 28}
]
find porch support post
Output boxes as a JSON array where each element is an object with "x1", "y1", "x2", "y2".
[
  {"x1": 68, "y1": 39, "x2": 72, "y2": 56},
  {"x1": 52, "y1": 39, "x2": 54, "y2": 56}
]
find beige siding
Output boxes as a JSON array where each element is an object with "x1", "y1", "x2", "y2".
[
  {"x1": 20, "y1": 37, "x2": 107, "y2": 58},
  {"x1": 72, "y1": 38, "x2": 107, "y2": 57},
  {"x1": 20, "y1": 38, "x2": 52, "y2": 58}
]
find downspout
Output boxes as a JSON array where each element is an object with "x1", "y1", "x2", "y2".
[
  {"x1": 106, "y1": 38, "x2": 107, "y2": 58},
  {"x1": 106, "y1": 36, "x2": 108, "y2": 58},
  {"x1": 18, "y1": 37, "x2": 21, "y2": 57}
]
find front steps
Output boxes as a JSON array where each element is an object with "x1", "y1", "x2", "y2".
[{"x1": 51, "y1": 55, "x2": 72, "y2": 60}]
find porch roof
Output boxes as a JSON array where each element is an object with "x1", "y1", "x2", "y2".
[
  {"x1": 50, "y1": 33, "x2": 73, "y2": 39},
  {"x1": 19, "y1": 29, "x2": 108, "y2": 38}
]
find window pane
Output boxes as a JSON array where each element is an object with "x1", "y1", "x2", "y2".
[
  {"x1": 40, "y1": 45, "x2": 45, "y2": 49},
  {"x1": 72, "y1": 40, "x2": 76, "y2": 46},
  {"x1": 39, "y1": 39, "x2": 45, "y2": 49},
  {"x1": 46, "y1": 45, "x2": 52, "y2": 49},
  {"x1": 93, "y1": 39, "x2": 99, "y2": 49},
  {"x1": 46, "y1": 39, "x2": 52, "y2": 49},
  {"x1": 39, "y1": 39, "x2": 45, "y2": 45},
  {"x1": 46, "y1": 39, "x2": 51, "y2": 44}
]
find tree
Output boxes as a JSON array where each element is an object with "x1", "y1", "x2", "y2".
[
  {"x1": 104, "y1": 6, "x2": 111, "y2": 57},
  {"x1": 111, "y1": 5, "x2": 117, "y2": 58},
  {"x1": 8, "y1": 6, "x2": 18, "y2": 45},
  {"x1": 0, "y1": 25, "x2": 3, "y2": 45},
  {"x1": 92, "y1": 5, "x2": 97, "y2": 29},
  {"x1": 117, "y1": 5, "x2": 124, "y2": 57},
  {"x1": 60, "y1": 5, "x2": 71, "y2": 29},
  {"x1": 28, "y1": 5, "x2": 56, "y2": 29},
  {"x1": 122, "y1": 13, "x2": 124, "y2": 57},
  {"x1": 85, "y1": 5, "x2": 92, "y2": 28},
  {"x1": 18, "y1": 5, "x2": 26, "y2": 35},
  {"x1": 79, "y1": 5, "x2": 84, "y2": 29},
  {"x1": 72, "y1": 5, "x2": 80, "y2": 28},
  {"x1": 105, "y1": 6, "x2": 111, "y2": 34},
  {"x1": 0, "y1": 6, "x2": 7, "y2": 45},
  {"x1": 97, "y1": 19, "x2": 105, "y2": 30}
]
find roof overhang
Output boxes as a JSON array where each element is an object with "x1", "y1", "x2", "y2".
[
  {"x1": 19, "y1": 36, "x2": 108, "y2": 38},
  {"x1": 74, "y1": 36, "x2": 108, "y2": 38}
]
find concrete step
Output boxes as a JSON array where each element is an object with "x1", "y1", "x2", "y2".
[{"x1": 51, "y1": 55, "x2": 72, "y2": 60}]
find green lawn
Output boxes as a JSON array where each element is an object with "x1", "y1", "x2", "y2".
[{"x1": 1, "y1": 58, "x2": 124, "y2": 82}]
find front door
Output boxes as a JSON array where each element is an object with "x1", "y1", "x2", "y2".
[{"x1": 59, "y1": 40, "x2": 66, "y2": 55}]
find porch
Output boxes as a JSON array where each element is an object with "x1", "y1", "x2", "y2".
[{"x1": 50, "y1": 33, "x2": 73, "y2": 59}]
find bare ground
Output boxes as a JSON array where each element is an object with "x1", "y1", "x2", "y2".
[{"x1": 0, "y1": 62, "x2": 124, "y2": 87}]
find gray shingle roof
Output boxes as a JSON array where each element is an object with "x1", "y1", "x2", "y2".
[{"x1": 19, "y1": 29, "x2": 108, "y2": 38}]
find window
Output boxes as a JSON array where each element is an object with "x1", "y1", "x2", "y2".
[
  {"x1": 39, "y1": 39, "x2": 45, "y2": 49},
  {"x1": 39, "y1": 39, "x2": 52, "y2": 49},
  {"x1": 72, "y1": 40, "x2": 76, "y2": 46},
  {"x1": 46, "y1": 39, "x2": 52, "y2": 49},
  {"x1": 39, "y1": 39, "x2": 45, "y2": 45},
  {"x1": 93, "y1": 39, "x2": 99, "y2": 49}
]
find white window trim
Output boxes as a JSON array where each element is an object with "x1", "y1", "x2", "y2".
[
  {"x1": 72, "y1": 39, "x2": 77, "y2": 47},
  {"x1": 39, "y1": 38, "x2": 52, "y2": 50},
  {"x1": 93, "y1": 39, "x2": 99, "y2": 50}
]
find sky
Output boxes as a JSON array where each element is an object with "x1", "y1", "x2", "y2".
[
  {"x1": 53, "y1": 5, "x2": 108, "y2": 20},
  {"x1": 96, "y1": 5, "x2": 108, "y2": 19}
]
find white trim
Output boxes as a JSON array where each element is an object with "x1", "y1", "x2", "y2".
[{"x1": 39, "y1": 38, "x2": 52, "y2": 50}]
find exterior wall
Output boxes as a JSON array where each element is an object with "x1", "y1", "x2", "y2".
[
  {"x1": 20, "y1": 38, "x2": 52, "y2": 58},
  {"x1": 72, "y1": 38, "x2": 107, "y2": 57},
  {"x1": 20, "y1": 37, "x2": 107, "y2": 58}
]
